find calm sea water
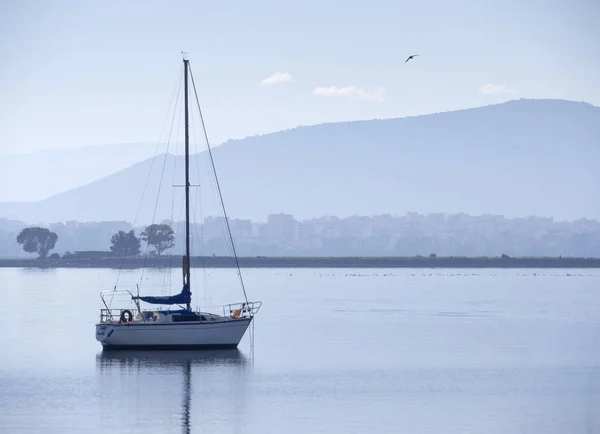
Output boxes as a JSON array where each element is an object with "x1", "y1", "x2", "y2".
[{"x1": 0, "y1": 267, "x2": 598, "y2": 433}]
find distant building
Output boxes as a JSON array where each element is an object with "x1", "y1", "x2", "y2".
[{"x1": 265, "y1": 213, "x2": 298, "y2": 244}]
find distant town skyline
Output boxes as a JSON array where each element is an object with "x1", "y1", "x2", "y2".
[{"x1": 3, "y1": 211, "x2": 600, "y2": 259}]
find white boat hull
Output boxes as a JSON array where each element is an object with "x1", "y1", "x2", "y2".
[{"x1": 95, "y1": 317, "x2": 252, "y2": 350}]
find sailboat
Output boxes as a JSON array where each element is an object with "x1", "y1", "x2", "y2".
[{"x1": 95, "y1": 56, "x2": 261, "y2": 350}]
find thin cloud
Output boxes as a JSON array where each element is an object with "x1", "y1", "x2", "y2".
[
  {"x1": 260, "y1": 72, "x2": 293, "y2": 86},
  {"x1": 477, "y1": 83, "x2": 516, "y2": 95},
  {"x1": 311, "y1": 85, "x2": 385, "y2": 102}
]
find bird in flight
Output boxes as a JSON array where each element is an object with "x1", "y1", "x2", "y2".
[{"x1": 405, "y1": 54, "x2": 419, "y2": 63}]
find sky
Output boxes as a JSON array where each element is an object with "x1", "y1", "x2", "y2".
[{"x1": 0, "y1": 0, "x2": 599, "y2": 156}]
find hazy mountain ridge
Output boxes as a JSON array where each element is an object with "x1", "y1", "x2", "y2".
[
  {"x1": 1, "y1": 98, "x2": 598, "y2": 223},
  {"x1": 0, "y1": 142, "x2": 158, "y2": 202}
]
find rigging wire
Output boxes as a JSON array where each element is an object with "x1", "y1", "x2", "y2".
[
  {"x1": 189, "y1": 96, "x2": 211, "y2": 312},
  {"x1": 188, "y1": 61, "x2": 249, "y2": 308},
  {"x1": 109, "y1": 62, "x2": 184, "y2": 308},
  {"x1": 164, "y1": 193, "x2": 186, "y2": 295},
  {"x1": 160, "y1": 85, "x2": 185, "y2": 296},
  {"x1": 137, "y1": 66, "x2": 184, "y2": 289}
]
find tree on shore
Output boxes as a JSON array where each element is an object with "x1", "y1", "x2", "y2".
[
  {"x1": 110, "y1": 230, "x2": 141, "y2": 256},
  {"x1": 16, "y1": 227, "x2": 58, "y2": 258},
  {"x1": 140, "y1": 223, "x2": 175, "y2": 255}
]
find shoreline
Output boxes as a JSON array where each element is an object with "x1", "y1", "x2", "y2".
[{"x1": 2, "y1": 256, "x2": 600, "y2": 268}]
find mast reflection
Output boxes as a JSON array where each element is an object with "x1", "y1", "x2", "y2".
[{"x1": 97, "y1": 350, "x2": 248, "y2": 433}]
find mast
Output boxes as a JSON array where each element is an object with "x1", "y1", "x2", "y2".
[{"x1": 183, "y1": 56, "x2": 191, "y2": 311}]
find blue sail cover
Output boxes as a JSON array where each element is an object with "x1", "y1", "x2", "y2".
[{"x1": 135, "y1": 284, "x2": 192, "y2": 305}]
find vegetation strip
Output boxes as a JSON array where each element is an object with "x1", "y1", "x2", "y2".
[{"x1": 2, "y1": 255, "x2": 600, "y2": 268}]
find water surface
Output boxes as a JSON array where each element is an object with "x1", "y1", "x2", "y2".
[{"x1": 1, "y1": 267, "x2": 598, "y2": 433}]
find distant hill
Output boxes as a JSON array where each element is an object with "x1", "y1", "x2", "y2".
[
  {"x1": 1, "y1": 98, "x2": 599, "y2": 224},
  {"x1": 0, "y1": 142, "x2": 157, "y2": 202}
]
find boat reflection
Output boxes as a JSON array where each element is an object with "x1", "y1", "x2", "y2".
[
  {"x1": 96, "y1": 348, "x2": 247, "y2": 370},
  {"x1": 96, "y1": 349, "x2": 249, "y2": 434}
]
